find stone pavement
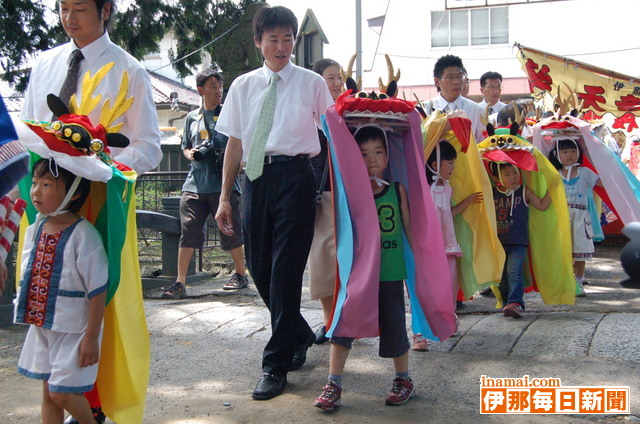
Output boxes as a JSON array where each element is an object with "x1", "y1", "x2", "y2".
[{"x1": 3, "y1": 244, "x2": 640, "y2": 423}]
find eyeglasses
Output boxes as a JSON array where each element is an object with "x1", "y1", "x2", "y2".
[{"x1": 441, "y1": 73, "x2": 465, "y2": 81}]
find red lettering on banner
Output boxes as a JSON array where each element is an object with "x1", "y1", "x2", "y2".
[
  {"x1": 577, "y1": 85, "x2": 606, "y2": 112},
  {"x1": 612, "y1": 113, "x2": 639, "y2": 132},
  {"x1": 582, "y1": 111, "x2": 603, "y2": 121},
  {"x1": 525, "y1": 59, "x2": 553, "y2": 91},
  {"x1": 615, "y1": 94, "x2": 640, "y2": 112}
]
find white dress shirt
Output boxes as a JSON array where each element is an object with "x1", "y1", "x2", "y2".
[
  {"x1": 216, "y1": 61, "x2": 333, "y2": 161},
  {"x1": 21, "y1": 32, "x2": 162, "y2": 174},
  {"x1": 478, "y1": 99, "x2": 507, "y2": 115},
  {"x1": 432, "y1": 94, "x2": 485, "y2": 143}
]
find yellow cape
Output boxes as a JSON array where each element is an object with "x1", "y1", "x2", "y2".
[
  {"x1": 423, "y1": 111, "x2": 505, "y2": 299},
  {"x1": 477, "y1": 129, "x2": 575, "y2": 306}
]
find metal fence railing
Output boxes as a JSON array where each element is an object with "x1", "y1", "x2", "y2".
[{"x1": 135, "y1": 171, "x2": 222, "y2": 252}]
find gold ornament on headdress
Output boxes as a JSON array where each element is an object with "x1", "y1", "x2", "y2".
[
  {"x1": 68, "y1": 62, "x2": 134, "y2": 133},
  {"x1": 551, "y1": 84, "x2": 584, "y2": 118},
  {"x1": 377, "y1": 54, "x2": 401, "y2": 93},
  {"x1": 340, "y1": 54, "x2": 362, "y2": 91}
]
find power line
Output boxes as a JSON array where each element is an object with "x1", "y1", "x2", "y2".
[{"x1": 148, "y1": 22, "x2": 240, "y2": 73}]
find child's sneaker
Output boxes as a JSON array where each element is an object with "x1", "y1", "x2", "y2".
[
  {"x1": 411, "y1": 333, "x2": 429, "y2": 351},
  {"x1": 503, "y1": 302, "x2": 523, "y2": 318},
  {"x1": 313, "y1": 381, "x2": 342, "y2": 411},
  {"x1": 385, "y1": 377, "x2": 416, "y2": 406},
  {"x1": 576, "y1": 283, "x2": 587, "y2": 297}
]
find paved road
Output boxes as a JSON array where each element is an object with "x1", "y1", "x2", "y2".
[{"x1": 2, "y1": 244, "x2": 640, "y2": 423}]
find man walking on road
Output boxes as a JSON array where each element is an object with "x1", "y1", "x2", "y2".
[{"x1": 215, "y1": 5, "x2": 333, "y2": 401}]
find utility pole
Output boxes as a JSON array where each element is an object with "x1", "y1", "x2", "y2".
[{"x1": 356, "y1": 0, "x2": 362, "y2": 84}]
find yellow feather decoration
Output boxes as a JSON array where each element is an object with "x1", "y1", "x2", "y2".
[
  {"x1": 100, "y1": 71, "x2": 134, "y2": 133},
  {"x1": 69, "y1": 62, "x2": 114, "y2": 115}
]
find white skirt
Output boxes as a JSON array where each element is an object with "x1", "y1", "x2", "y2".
[{"x1": 570, "y1": 207, "x2": 594, "y2": 261}]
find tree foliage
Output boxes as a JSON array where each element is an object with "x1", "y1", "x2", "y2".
[
  {"x1": 0, "y1": 1, "x2": 56, "y2": 92},
  {"x1": 1, "y1": 0, "x2": 261, "y2": 92}
]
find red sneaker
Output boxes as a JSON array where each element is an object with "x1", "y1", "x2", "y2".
[
  {"x1": 411, "y1": 334, "x2": 429, "y2": 351},
  {"x1": 503, "y1": 303, "x2": 523, "y2": 318},
  {"x1": 313, "y1": 381, "x2": 342, "y2": 411},
  {"x1": 385, "y1": 377, "x2": 416, "y2": 406}
]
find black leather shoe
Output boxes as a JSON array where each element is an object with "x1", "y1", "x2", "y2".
[
  {"x1": 314, "y1": 326, "x2": 329, "y2": 345},
  {"x1": 252, "y1": 373, "x2": 287, "y2": 400},
  {"x1": 290, "y1": 333, "x2": 315, "y2": 371}
]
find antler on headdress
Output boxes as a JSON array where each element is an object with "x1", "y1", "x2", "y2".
[
  {"x1": 552, "y1": 84, "x2": 584, "y2": 118},
  {"x1": 341, "y1": 54, "x2": 362, "y2": 92},
  {"x1": 377, "y1": 54, "x2": 401, "y2": 95},
  {"x1": 480, "y1": 104, "x2": 491, "y2": 128}
]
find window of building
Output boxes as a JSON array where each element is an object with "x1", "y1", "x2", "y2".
[{"x1": 431, "y1": 7, "x2": 508, "y2": 48}]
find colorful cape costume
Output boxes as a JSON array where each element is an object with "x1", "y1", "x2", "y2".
[
  {"x1": 479, "y1": 124, "x2": 575, "y2": 306},
  {"x1": 0, "y1": 94, "x2": 29, "y2": 197},
  {"x1": 422, "y1": 111, "x2": 505, "y2": 299},
  {"x1": 323, "y1": 89, "x2": 456, "y2": 342},
  {"x1": 14, "y1": 63, "x2": 149, "y2": 423},
  {"x1": 533, "y1": 116, "x2": 640, "y2": 225}
]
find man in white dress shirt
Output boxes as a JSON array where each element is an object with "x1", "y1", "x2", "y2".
[
  {"x1": 478, "y1": 71, "x2": 507, "y2": 118},
  {"x1": 215, "y1": 5, "x2": 333, "y2": 401},
  {"x1": 21, "y1": 0, "x2": 162, "y2": 175},
  {"x1": 430, "y1": 55, "x2": 485, "y2": 143}
]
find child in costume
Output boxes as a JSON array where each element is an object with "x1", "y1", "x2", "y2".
[
  {"x1": 314, "y1": 125, "x2": 415, "y2": 411},
  {"x1": 548, "y1": 139, "x2": 603, "y2": 297},
  {"x1": 14, "y1": 63, "x2": 150, "y2": 423},
  {"x1": 488, "y1": 161, "x2": 551, "y2": 317},
  {"x1": 413, "y1": 140, "x2": 481, "y2": 350},
  {"x1": 421, "y1": 109, "x2": 505, "y2": 311},
  {"x1": 15, "y1": 158, "x2": 107, "y2": 424}
]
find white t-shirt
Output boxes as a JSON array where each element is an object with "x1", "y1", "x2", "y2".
[
  {"x1": 15, "y1": 218, "x2": 108, "y2": 333},
  {"x1": 216, "y1": 61, "x2": 333, "y2": 161}
]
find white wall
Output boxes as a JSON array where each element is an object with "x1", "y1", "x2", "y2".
[{"x1": 271, "y1": 0, "x2": 640, "y2": 88}]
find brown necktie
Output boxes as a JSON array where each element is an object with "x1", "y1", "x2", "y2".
[{"x1": 58, "y1": 49, "x2": 85, "y2": 107}]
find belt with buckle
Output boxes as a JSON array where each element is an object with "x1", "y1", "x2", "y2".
[{"x1": 264, "y1": 154, "x2": 310, "y2": 164}]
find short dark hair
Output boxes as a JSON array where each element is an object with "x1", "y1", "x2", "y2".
[
  {"x1": 196, "y1": 68, "x2": 223, "y2": 88},
  {"x1": 488, "y1": 161, "x2": 517, "y2": 180},
  {"x1": 480, "y1": 71, "x2": 503, "y2": 87},
  {"x1": 496, "y1": 103, "x2": 526, "y2": 127},
  {"x1": 354, "y1": 126, "x2": 386, "y2": 151},
  {"x1": 548, "y1": 139, "x2": 583, "y2": 169},
  {"x1": 32, "y1": 159, "x2": 91, "y2": 213},
  {"x1": 433, "y1": 55, "x2": 464, "y2": 79},
  {"x1": 253, "y1": 5, "x2": 298, "y2": 42},
  {"x1": 312, "y1": 58, "x2": 340, "y2": 76},
  {"x1": 426, "y1": 140, "x2": 457, "y2": 184},
  {"x1": 94, "y1": 0, "x2": 115, "y2": 30}
]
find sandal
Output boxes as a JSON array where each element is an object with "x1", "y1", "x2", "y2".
[{"x1": 162, "y1": 281, "x2": 186, "y2": 299}]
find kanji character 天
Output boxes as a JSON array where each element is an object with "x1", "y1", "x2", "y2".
[{"x1": 577, "y1": 85, "x2": 606, "y2": 112}]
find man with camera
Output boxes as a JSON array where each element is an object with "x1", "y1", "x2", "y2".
[{"x1": 163, "y1": 68, "x2": 248, "y2": 299}]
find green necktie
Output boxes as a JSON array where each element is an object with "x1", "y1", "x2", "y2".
[{"x1": 245, "y1": 73, "x2": 280, "y2": 181}]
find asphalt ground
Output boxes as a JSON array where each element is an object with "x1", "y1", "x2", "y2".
[{"x1": 2, "y1": 243, "x2": 640, "y2": 423}]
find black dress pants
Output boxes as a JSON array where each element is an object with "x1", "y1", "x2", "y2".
[{"x1": 241, "y1": 158, "x2": 316, "y2": 376}]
